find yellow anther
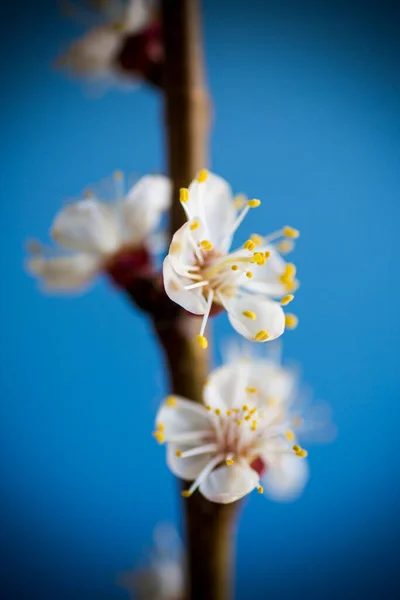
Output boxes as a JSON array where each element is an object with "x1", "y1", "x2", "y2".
[
  {"x1": 200, "y1": 239, "x2": 213, "y2": 251},
  {"x1": 206, "y1": 405, "x2": 212, "y2": 411},
  {"x1": 226, "y1": 459, "x2": 234, "y2": 466},
  {"x1": 246, "y1": 271, "x2": 253, "y2": 279},
  {"x1": 215, "y1": 408, "x2": 221, "y2": 416},
  {"x1": 233, "y1": 194, "x2": 246, "y2": 209},
  {"x1": 113, "y1": 169, "x2": 123, "y2": 180},
  {"x1": 283, "y1": 226, "x2": 300, "y2": 239},
  {"x1": 285, "y1": 430, "x2": 295, "y2": 441},
  {"x1": 244, "y1": 415, "x2": 251, "y2": 421},
  {"x1": 175, "y1": 449, "x2": 182, "y2": 457},
  {"x1": 246, "y1": 387, "x2": 257, "y2": 394},
  {"x1": 247, "y1": 199, "x2": 261, "y2": 208},
  {"x1": 166, "y1": 396, "x2": 177, "y2": 407},
  {"x1": 244, "y1": 239, "x2": 256, "y2": 251},
  {"x1": 292, "y1": 445, "x2": 301, "y2": 453},
  {"x1": 250, "y1": 233, "x2": 263, "y2": 246},
  {"x1": 281, "y1": 294, "x2": 294, "y2": 306},
  {"x1": 251, "y1": 251, "x2": 266, "y2": 266},
  {"x1": 255, "y1": 330, "x2": 270, "y2": 342},
  {"x1": 257, "y1": 485, "x2": 264, "y2": 494},
  {"x1": 242, "y1": 404, "x2": 250, "y2": 411},
  {"x1": 285, "y1": 314, "x2": 299, "y2": 329},
  {"x1": 297, "y1": 449, "x2": 308, "y2": 458},
  {"x1": 197, "y1": 169, "x2": 208, "y2": 183},
  {"x1": 286, "y1": 263, "x2": 297, "y2": 277},
  {"x1": 196, "y1": 335, "x2": 208, "y2": 349},
  {"x1": 276, "y1": 240, "x2": 294, "y2": 255},
  {"x1": 266, "y1": 396, "x2": 277, "y2": 407},
  {"x1": 236, "y1": 419, "x2": 243, "y2": 426},
  {"x1": 242, "y1": 310, "x2": 256, "y2": 320},
  {"x1": 190, "y1": 220, "x2": 200, "y2": 231},
  {"x1": 264, "y1": 251, "x2": 271, "y2": 259},
  {"x1": 249, "y1": 408, "x2": 257, "y2": 415},
  {"x1": 170, "y1": 241, "x2": 182, "y2": 254},
  {"x1": 226, "y1": 409, "x2": 233, "y2": 416},
  {"x1": 157, "y1": 423, "x2": 165, "y2": 432},
  {"x1": 180, "y1": 187, "x2": 189, "y2": 203},
  {"x1": 231, "y1": 264, "x2": 239, "y2": 271},
  {"x1": 181, "y1": 490, "x2": 192, "y2": 498},
  {"x1": 152, "y1": 430, "x2": 165, "y2": 443},
  {"x1": 233, "y1": 408, "x2": 240, "y2": 414},
  {"x1": 251, "y1": 420, "x2": 258, "y2": 431}
]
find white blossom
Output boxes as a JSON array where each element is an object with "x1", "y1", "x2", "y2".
[
  {"x1": 154, "y1": 359, "x2": 312, "y2": 504},
  {"x1": 163, "y1": 170, "x2": 300, "y2": 347},
  {"x1": 27, "y1": 172, "x2": 171, "y2": 293}
]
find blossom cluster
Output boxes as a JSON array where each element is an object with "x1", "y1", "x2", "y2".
[{"x1": 27, "y1": 168, "x2": 332, "y2": 504}]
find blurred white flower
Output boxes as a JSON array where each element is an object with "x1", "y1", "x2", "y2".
[
  {"x1": 154, "y1": 360, "x2": 311, "y2": 504},
  {"x1": 57, "y1": 0, "x2": 162, "y2": 89},
  {"x1": 119, "y1": 522, "x2": 184, "y2": 600},
  {"x1": 27, "y1": 172, "x2": 171, "y2": 292},
  {"x1": 163, "y1": 170, "x2": 300, "y2": 348}
]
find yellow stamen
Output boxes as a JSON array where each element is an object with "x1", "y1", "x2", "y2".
[
  {"x1": 251, "y1": 420, "x2": 258, "y2": 431},
  {"x1": 197, "y1": 169, "x2": 208, "y2": 183},
  {"x1": 297, "y1": 449, "x2": 308, "y2": 458},
  {"x1": 181, "y1": 490, "x2": 192, "y2": 498},
  {"x1": 285, "y1": 430, "x2": 295, "y2": 441},
  {"x1": 242, "y1": 404, "x2": 250, "y2": 411},
  {"x1": 244, "y1": 239, "x2": 256, "y2": 251},
  {"x1": 180, "y1": 187, "x2": 189, "y2": 203},
  {"x1": 231, "y1": 264, "x2": 239, "y2": 271},
  {"x1": 200, "y1": 239, "x2": 213, "y2": 251},
  {"x1": 281, "y1": 294, "x2": 294, "y2": 306},
  {"x1": 249, "y1": 408, "x2": 257, "y2": 415},
  {"x1": 196, "y1": 335, "x2": 208, "y2": 349},
  {"x1": 251, "y1": 252, "x2": 267, "y2": 265},
  {"x1": 250, "y1": 233, "x2": 263, "y2": 246},
  {"x1": 226, "y1": 409, "x2": 233, "y2": 416},
  {"x1": 206, "y1": 405, "x2": 212, "y2": 411},
  {"x1": 246, "y1": 387, "x2": 257, "y2": 394},
  {"x1": 233, "y1": 408, "x2": 240, "y2": 414},
  {"x1": 226, "y1": 459, "x2": 234, "y2": 466},
  {"x1": 236, "y1": 419, "x2": 243, "y2": 426},
  {"x1": 292, "y1": 444, "x2": 301, "y2": 453},
  {"x1": 283, "y1": 226, "x2": 300, "y2": 239},
  {"x1": 215, "y1": 408, "x2": 221, "y2": 416},
  {"x1": 247, "y1": 199, "x2": 261, "y2": 208},
  {"x1": 242, "y1": 310, "x2": 256, "y2": 320},
  {"x1": 246, "y1": 271, "x2": 253, "y2": 279},
  {"x1": 285, "y1": 314, "x2": 299, "y2": 329},
  {"x1": 152, "y1": 431, "x2": 165, "y2": 443},
  {"x1": 255, "y1": 330, "x2": 269, "y2": 342},
  {"x1": 166, "y1": 396, "x2": 177, "y2": 407},
  {"x1": 257, "y1": 486, "x2": 264, "y2": 494},
  {"x1": 264, "y1": 251, "x2": 271, "y2": 259},
  {"x1": 276, "y1": 240, "x2": 294, "y2": 254},
  {"x1": 233, "y1": 194, "x2": 246, "y2": 209},
  {"x1": 190, "y1": 220, "x2": 200, "y2": 231},
  {"x1": 244, "y1": 415, "x2": 251, "y2": 421},
  {"x1": 175, "y1": 449, "x2": 182, "y2": 457},
  {"x1": 157, "y1": 423, "x2": 165, "y2": 432}
]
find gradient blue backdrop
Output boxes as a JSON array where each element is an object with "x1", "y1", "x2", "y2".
[{"x1": 2, "y1": 0, "x2": 400, "y2": 598}]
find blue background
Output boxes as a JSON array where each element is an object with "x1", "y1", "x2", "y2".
[{"x1": 1, "y1": 0, "x2": 399, "y2": 598}]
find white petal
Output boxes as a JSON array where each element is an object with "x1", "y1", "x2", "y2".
[
  {"x1": 262, "y1": 455, "x2": 309, "y2": 502},
  {"x1": 227, "y1": 295, "x2": 285, "y2": 342},
  {"x1": 156, "y1": 395, "x2": 213, "y2": 439},
  {"x1": 186, "y1": 172, "x2": 236, "y2": 251},
  {"x1": 163, "y1": 256, "x2": 208, "y2": 315},
  {"x1": 199, "y1": 464, "x2": 259, "y2": 504},
  {"x1": 51, "y1": 199, "x2": 121, "y2": 254},
  {"x1": 122, "y1": 175, "x2": 171, "y2": 243},
  {"x1": 167, "y1": 219, "x2": 206, "y2": 277},
  {"x1": 27, "y1": 254, "x2": 100, "y2": 292},
  {"x1": 58, "y1": 26, "x2": 122, "y2": 77},
  {"x1": 167, "y1": 443, "x2": 215, "y2": 481},
  {"x1": 204, "y1": 362, "x2": 252, "y2": 411}
]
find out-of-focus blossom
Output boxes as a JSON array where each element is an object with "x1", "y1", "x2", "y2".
[
  {"x1": 119, "y1": 522, "x2": 184, "y2": 600},
  {"x1": 57, "y1": 0, "x2": 163, "y2": 89},
  {"x1": 163, "y1": 169, "x2": 300, "y2": 348},
  {"x1": 26, "y1": 172, "x2": 171, "y2": 292},
  {"x1": 154, "y1": 357, "x2": 316, "y2": 504}
]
